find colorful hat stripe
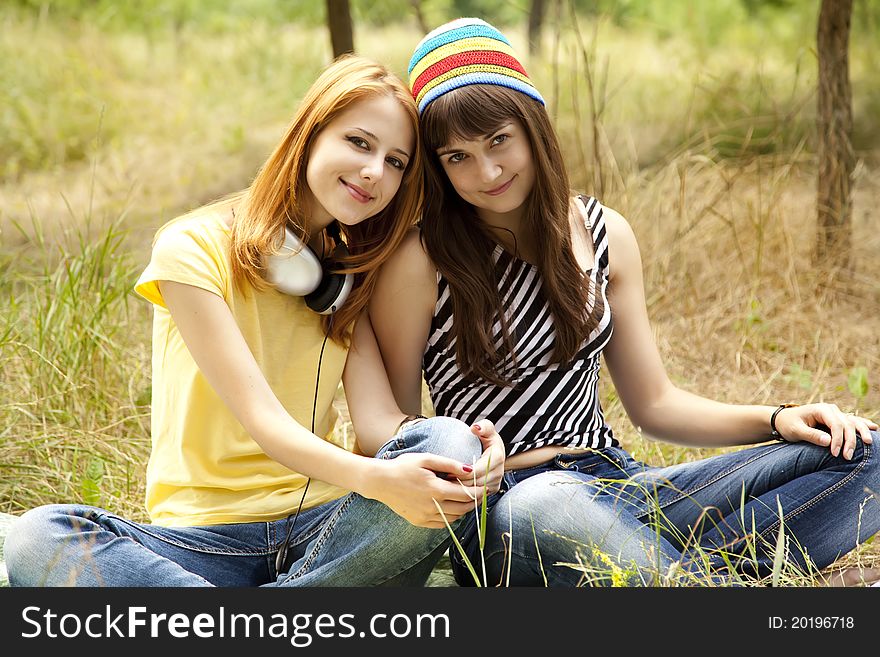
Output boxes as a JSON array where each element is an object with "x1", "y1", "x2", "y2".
[
  {"x1": 409, "y1": 37, "x2": 520, "y2": 84},
  {"x1": 417, "y1": 72, "x2": 544, "y2": 114},
  {"x1": 407, "y1": 21, "x2": 512, "y2": 74},
  {"x1": 412, "y1": 52, "x2": 529, "y2": 101},
  {"x1": 415, "y1": 65, "x2": 535, "y2": 108},
  {"x1": 408, "y1": 18, "x2": 545, "y2": 114}
]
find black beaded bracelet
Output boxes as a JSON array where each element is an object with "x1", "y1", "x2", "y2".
[{"x1": 770, "y1": 403, "x2": 799, "y2": 441}]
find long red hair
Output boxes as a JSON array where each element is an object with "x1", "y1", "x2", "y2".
[{"x1": 231, "y1": 54, "x2": 424, "y2": 343}]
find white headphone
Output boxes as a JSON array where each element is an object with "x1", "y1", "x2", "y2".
[{"x1": 266, "y1": 224, "x2": 353, "y2": 315}]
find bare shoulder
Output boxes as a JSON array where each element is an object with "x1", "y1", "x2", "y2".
[
  {"x1": 384, "y1": 228, "x2": 431, "y2": 269},
  {"x1": 375, "y1": 227, "x2": 436, "y2": 297},
  {"x1": 600, "y1": 205, "x2": 642, "y2": 280}
]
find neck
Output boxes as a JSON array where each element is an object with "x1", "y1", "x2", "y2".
[
  {"x1": 301, "y1": 189, "x2": 334, "y2": 233},
  {"x1": 476, "y1": 206, "x2": 532, "y2": 262}
]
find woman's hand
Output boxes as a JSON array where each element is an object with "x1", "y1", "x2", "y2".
[
  {"x1": 774, "y1": 403, "x2": 877, "y2": 460},
  {"x1": 365, "y1": 454, "x2": 482, "y2": 528},
  {"x1": 457, "y1": 419, "x2": 505, "y2": 494}
]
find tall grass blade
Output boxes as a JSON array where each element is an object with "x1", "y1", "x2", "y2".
[
  {"x1": 433, "y1": 499, "x2": 482, "y2": 587},
  {"x1": 771, "y1": 497, "x2": 786, "y2": 587}
]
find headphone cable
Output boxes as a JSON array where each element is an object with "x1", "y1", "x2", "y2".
[{"x1": 274, "y1": 312, "x2": 334, "y2": 575}]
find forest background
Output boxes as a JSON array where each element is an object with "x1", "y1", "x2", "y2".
[{"x1": 1, "y1": 0, "x2": 878, "y2": 583}]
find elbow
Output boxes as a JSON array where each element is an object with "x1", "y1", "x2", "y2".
[{"x1": 622, "y1": 381, "x2": 677, "y2": 438}]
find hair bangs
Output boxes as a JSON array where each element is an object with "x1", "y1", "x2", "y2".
[{"x1": 422, "y1": 85, "x2": 527, "y2": 153}]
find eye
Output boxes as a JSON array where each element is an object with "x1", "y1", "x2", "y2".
[
  {"x1": 347, "y1": 136, "x2": 369, "y2": 149},
  {"x1": 446, "y1": 152, "x2": 466, "y2": 165},
  {"x1": 491, "y1": 134, "x2": 509, "y2": 146},
  {"x1": 386, "y1": 156, "x2": 406, "y2": 170}
]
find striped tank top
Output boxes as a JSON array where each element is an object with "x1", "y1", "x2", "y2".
[{"x1": 423, "y1": 195, "x2": 617, "y2": 455}]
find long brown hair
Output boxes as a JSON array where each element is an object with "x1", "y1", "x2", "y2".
[
  {"x1": 231, "y1": 54, "x2": 423, "y2": 343},
  {"x1": 420, "y1": 84, "x2": 603, "y2": 386}
]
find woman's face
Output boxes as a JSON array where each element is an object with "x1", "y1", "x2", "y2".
[
  {"x1": 305, "y1": 94, "x2": 414, "y2": 228},
  {"x1": 435, "y1": 117, "x2": 535, "y2": 221}
]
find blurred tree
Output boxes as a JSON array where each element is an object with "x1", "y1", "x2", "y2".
[
  {"x1": 528, "y1": 0, "x2": 548, "y2": 54},
  {"x1": 327, "y1": 0, "x2": 355, "y2": 57},
  {"x1": 411, "y1": 0, "x2": 429, "y2": 32},
  {"x1": 741, "y1": 0, "x2": 793, "y2": 14},
  {"x1": 815, "y1": 0, "x2": 854, "y2": 273}
]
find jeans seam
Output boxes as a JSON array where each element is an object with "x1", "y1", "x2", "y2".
[
  {"x1": 283, "y1": 493, "x2": 356, "y2": 582},
  {"x1": 757, "y1": 442, "x2": 872, "y2": 542},
  {"x1": 634, "y1": 443, "x2": 790, "y2": 519},
  {"x1": 105, "y1": 515, "x2": 275, "y2": 556}
]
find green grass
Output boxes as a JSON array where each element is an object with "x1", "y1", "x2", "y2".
[{"x1": 0, "y1": 213, "x2": 152, "y2": 518}]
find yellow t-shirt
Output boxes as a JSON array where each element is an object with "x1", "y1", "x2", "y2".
[{"x1": 134, "y1": 211, "x2": 351, "y2": 527}]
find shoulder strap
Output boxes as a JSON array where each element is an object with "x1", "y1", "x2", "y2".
[{"x1": 575, "y1": 194, "x2": 593, "y2": 231}]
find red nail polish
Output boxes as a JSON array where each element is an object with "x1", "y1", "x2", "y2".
[{"x1": 462, "y1": 464, "x2": 473, "y2": 472}]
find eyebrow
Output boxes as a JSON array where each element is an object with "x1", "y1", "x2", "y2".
[
  {"x1": 351, "y1": 127, "x2": 410, "y2": 159},
  {"x1": 436, "y1": 123, "x2": 513, "y2": 157}
]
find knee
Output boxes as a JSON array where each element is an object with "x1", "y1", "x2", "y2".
[
  {"x1": 4, "y1": 506, "x2": 59, "y2": 585},
  {"x1": 400, "y1": 416, "x2": 482, "y2": 465},
  {"x1": 496, "y1": 472, "x2": 584, "y2": 535},
  {"x1": 482, "y1": 473, "x2": 590, "y2": 585},
  {"x1": 862, "y1": 431, "x2": 880, "y2": 481},
  {"x1": 4, "y1": 504, "x2": 87, "y2": 586}
]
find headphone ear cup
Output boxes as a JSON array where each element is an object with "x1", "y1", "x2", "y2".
[
  {"x1": 305, "y1": 243, "x2": 353, "y2": 315},
  {"x1": 304, "y1": 272, "x2": 348, "y2": 314},
  {"x1": 266, "y1": 227, "x2": 323, "y2": 296}
]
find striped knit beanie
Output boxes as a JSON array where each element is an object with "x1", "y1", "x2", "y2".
[{"x1": 408, "y1": 17, "x2": 545, "y2": 115}]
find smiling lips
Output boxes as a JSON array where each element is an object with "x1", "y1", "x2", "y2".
[
  {"x1": 484, "y1": 176, "x2": 516, "y2": 196},
  {"x1": 341, "y1": 179, "x2": 373, "y2": 203}
]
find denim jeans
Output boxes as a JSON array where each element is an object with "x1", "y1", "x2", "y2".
[
  {"x1": 450, "y1": 432, "x2": 880, "y2": 586},
  {"x1": 5, "y1": 416, "x2": 481, "y2": 587}
]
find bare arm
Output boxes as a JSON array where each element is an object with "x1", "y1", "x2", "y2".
[
  {"x1": 601, "y1": 208, "x2": 875, "y2": 458},
  {"x1": 368, "y1": 229, "x2": 436, "y2": 415},
  {"x1": 369, "y1": 230, "x2": 505, "y2": 489},
  {"x1": 159, "y1": 280, "x2": 481, "y2": 526},
  {"x1": 342, "y1": 311, "x2": 419, "y2": 456}
]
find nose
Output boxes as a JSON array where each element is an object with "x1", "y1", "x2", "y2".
[
  {"x1": 477, "y1": 155, "x2": 501, "y2": 184},
  {"x1": 360, "y1": 154, "x2": 384, "y2": 182}
]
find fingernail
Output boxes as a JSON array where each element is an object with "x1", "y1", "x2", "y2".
[
  {"x1": 462, "y1": 464, "x2": 473, "y2": 472},
  {"x1": 471, "y1": 424, "x2": 480, "y2": 431},
  {"x1": 845, "y1": 449, "x2": 853, "y2": 460}
]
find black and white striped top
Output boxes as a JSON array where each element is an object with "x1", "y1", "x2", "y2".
[{"x1": 423, "y1": 195, "x2": 617, "y2": 455}]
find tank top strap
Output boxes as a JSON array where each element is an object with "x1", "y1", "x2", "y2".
[{"x1": 576, "y1": 194, "x2": 609, "y2": 275}]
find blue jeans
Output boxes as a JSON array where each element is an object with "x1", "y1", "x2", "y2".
[
  {"x1": 450, "y1": 432, "x2": 880, "y2": 586},
  {"x1": 5, "y1": 416, "x2": 481, "y2": 587}
]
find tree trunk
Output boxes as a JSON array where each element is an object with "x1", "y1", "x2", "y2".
[
  {"x1": 815, "y1": 0, "x2": 854, "y2": 273},
  {"x1": 411, "y1": 0, "x2": 429, "y2": 34},
  {"x1": 326, "y1": 0, "x2": 354, "y2": 58},
  {"x1": 528, "y1": 0, "x2": 548, "y2": 55}
]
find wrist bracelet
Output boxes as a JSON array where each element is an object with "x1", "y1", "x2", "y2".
[
  {"x1": 770, "y1": 403, "x2": 798, "y2": 441},
  {"x1": 396, "y1": 414, "x2": 427, "y2": 434}
]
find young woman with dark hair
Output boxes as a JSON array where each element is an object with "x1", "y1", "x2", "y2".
[{"x1": 370, "y1": 19, "x2": 880, "y2": 586}]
